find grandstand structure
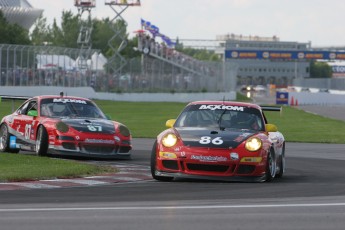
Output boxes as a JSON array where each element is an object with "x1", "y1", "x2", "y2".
[{"x1": 0, "y1": 0, "x2": 43, "y2": 30}]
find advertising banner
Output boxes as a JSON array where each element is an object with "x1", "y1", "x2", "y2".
[
  {"x1": 225, "y1": 50, "x2": 345, "y2": 60},
  {"x1": 276, "y1": 91, "x2": 289, "y2": 105}
]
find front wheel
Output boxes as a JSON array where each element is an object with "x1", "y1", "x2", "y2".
[
  {"x1": 150, "y1": 141, "x2": 174, "y2": 182},
  {"x1": 0, "y1": 123, "x2": 19, "y2": 153},
  {"x1": 265, "y1": 148, "x2": 276, "y2": 182},
  {"x1": 36, "y1": 126, "x2": 48, "y2": 156}
]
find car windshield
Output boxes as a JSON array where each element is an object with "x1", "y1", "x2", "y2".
[
  {"x1": 40, "y1": 98, "x2": 107, "y2": 119},
  {"x1": 174, "y1": 104, "x2": 265, "y2": 131}
]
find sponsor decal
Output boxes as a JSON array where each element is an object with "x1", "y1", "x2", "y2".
[
  {"x1": 199, "y1": 136, "x2": 223, "y2": 145},
  {"x1": 53, "y1": 98, "x2": 87, "y2": 104},
  {"x1": 234, "y1": 133, "x2": 252, "y2": 142},
  {"x1": 9, "y1": 136, "x2": 16, "y2": 149},
  {"x1": 84, "y1": 139, "x2": 115, "y2": 144},
  {"x1": 191, "y1": 155, "x2": 228, "y2": 162},
  {"x1": 199, "y1": 105, "x2": 244, "y2": 111}
]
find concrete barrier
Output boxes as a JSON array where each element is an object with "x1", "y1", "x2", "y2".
[
  {"x1": 289, "y1": 91, "x2": 345, "y2": 105},
  {"x1": 0, "y1": 86, "x2": 236, "y2": 102}
]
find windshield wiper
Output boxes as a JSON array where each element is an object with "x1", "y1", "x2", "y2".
[{"x1": 217, "y1": 110, "x2": 227, "y2": 131}]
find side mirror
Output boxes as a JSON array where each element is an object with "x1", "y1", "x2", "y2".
[
  {"x1": 105, "y1": 114, "x2": 112, "y2": 120},
  {"x1": 166, "y1": 119, "x2": 176, "y2": 128},
  {"x1": 265, "y1": 124, "x2": 278, "y2": 132},
  {"x1": 27, "y1": 110, "x2": 38, "y2": 117}
]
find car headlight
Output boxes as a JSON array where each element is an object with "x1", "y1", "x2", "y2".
[
  {"x1": 56, "y1": 121, "x2": 69, "y2": 133},
  {"x1": 162, "y1": 133, "x2": 178, "y2": 147},
  {"x1": 119, "y1": 125, "x2": 130, "y2": 137},
  {"x1": 245, "y1": 137, "x2": 262, "y2": 151}
]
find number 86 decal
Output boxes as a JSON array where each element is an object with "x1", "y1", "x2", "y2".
[{"x1": 199, "y1": 136, "x2": 223, "y2": 145}]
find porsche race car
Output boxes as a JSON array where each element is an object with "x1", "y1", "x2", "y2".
[
  {"x1": 151, "y1": 101, "x2": 285, "y2": 182},
  {"x1": 0, "y1": 95, "x2": 132, "y2": 159}
]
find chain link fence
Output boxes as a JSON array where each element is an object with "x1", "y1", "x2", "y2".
[{"x1": 0, "y1": 43, "x2": 237, "y2": 93}]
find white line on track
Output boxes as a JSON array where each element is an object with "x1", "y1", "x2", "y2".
[{"x1": 1, "y1": 203, "x2": 345, "y2": 212}]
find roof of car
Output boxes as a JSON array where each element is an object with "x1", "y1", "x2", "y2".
[
  {"x1": 33, "y1": 95, "x2": 91, "y2": 101},
  {"x1": 187, "y1": 101, "x2": 262, "y2": 110}
]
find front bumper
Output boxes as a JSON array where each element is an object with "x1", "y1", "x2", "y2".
[{"x1": 154, "y1": 170, "x2": 266, "y2": 182}]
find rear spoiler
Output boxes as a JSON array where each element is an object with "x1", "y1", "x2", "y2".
[
  {"x1": 0, "y1": 95, "x2": 30, "y2": 112},
  {"x1": 0, "y1": 95, "x2": 30, "y2": 101},
  {"x1": 260, "y1": 106, "x2": 282, "y2": 112}
]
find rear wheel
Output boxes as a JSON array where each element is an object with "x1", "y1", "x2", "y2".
[
  {"x1": 36, "y1": 126, "x2": 48, "y2": 156},
  {"x1": 265, "y1": 148, "x2": 276, "y2": 182},
  {"x1": 0, "y1": 123, "x2": 19, "y2": 153},
  {"x1": 150, "y1": 141, "x2": 174, "y2": 182}
]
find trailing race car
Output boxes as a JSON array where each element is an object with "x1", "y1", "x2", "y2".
[
  {"x1": 0, "y1": 95, "x2": 132, "y2": 159},
  {"x1": 151, "y1": 101, "x2": 285, "y2": 182}
]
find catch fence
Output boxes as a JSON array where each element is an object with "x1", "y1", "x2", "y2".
[{"x1": 0, "y1": 44, "x2": 236, "y2": 93}]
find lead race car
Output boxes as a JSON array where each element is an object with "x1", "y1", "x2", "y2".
[
  {"x1": 0, "y1": 94, "x2": 132, "y2": 159},
  {"x1": 151, "y1": 101, "x2": 285, "y2": 182}
]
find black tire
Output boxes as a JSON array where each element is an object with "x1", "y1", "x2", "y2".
[
  {"x1": 150, "y1": 141, "x2": 174, "y2": 182},
  {"x1": 265, "y1": 148, "x2": 276, "y2": 182},
  {"x1": 36, "y1": 125, "x2": 48, "y2": 156},
  {"x1": 275, "y1": 144, "x2": 285, "y2": 178},
  {"x1": 0, "y1": 123, "x2": 19, "y2": 153}
]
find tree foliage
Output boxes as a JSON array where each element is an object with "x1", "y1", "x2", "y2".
[
  {"x1": 176, "y1": 45, "x2": 220, "y2": 62},
  {"x1": 310, "y1": 61, "x2": 332, "y2": 78},
  {"x1": 31, "y1": 15, "x2": 52, "y2": 45},
  {"x1": 0, "y1": 11, "x2": 31, "y2": 45}
]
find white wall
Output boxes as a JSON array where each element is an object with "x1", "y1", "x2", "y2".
[
  {"x1": 0, "y1": 86, "x2": 236, "y2": 102},
  {"x1": 289, "y1": 91, "x2": 345, "y2": 105}
]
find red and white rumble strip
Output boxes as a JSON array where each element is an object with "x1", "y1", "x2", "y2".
[{"x1": 0, "y1": 164, "x2": 153, "y2": 191}]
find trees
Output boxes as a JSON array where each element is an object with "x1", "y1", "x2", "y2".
[
  {"x1": 310, "y1": 61, "x2": 332, "y2": 78},
  {"x1": 30, "y1": 15, "x2": 52, "y2": 46},
  {"x1": 0, "y1": 11, "x2": 31, "y2": 45}
]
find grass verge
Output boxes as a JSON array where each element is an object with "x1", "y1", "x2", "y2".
[{"x1": 0, "y1": 153, "x2": 117, "y2": 182}]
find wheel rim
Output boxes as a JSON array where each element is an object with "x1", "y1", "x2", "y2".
[
  {"x1": 268, "y1": 152, "x2": 276, "y2": 177},
  {"x1": 0, "y1": 125, "x2": 8, "y2": 150}
]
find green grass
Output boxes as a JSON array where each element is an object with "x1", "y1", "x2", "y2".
[
  {"x1": 95, "y1": 100, "x2": 186, "y2": 137},
  {"x1": 2, "y1": 99, "x2": 345, "y2": 143},
  {"x1": 0, "y1": 153, "x2": 116, "y2": 182},
  {"x1": 264, "y1": 106, "x2": 345, "y2": 143}
]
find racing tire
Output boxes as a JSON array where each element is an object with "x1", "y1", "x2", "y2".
[
  {"x1": 0, "y1": 123, "x2": 19, "y2": 153},
  {"x1": 275, "y1": 144, "x2": 285, "y2": 178},
  {"x1": 265, "y1": 148, "x2": 276, "y2": 182},
  {"x1": 150, "y1": 141, "x2": 174, "y2": 182},
  {"x1": 36, "y1": 125, "x2": 48, "y2": 156}
]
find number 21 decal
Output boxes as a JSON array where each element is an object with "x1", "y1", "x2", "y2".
[{"x1": 199, "y1": 136, "x2": 223, "y2": 145}]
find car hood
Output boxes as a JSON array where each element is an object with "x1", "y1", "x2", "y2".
[
  {"x1": 175, "y1": 127, "x2": 257, "y2": 149},
  {"x1": 62, "y1": 118, "x2": 116, "y2": 134}
]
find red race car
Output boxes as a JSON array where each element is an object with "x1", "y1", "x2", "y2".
[
  {"x1": 151, "y1": 101, "x2": 285, "y2": 182},
  {"x1": 0, "y1": 94, "x2": 132, "y2": 159}
]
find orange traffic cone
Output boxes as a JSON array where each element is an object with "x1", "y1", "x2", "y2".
[{"x1": 290, "y1": 96, "x2": 295, "y2": 106}]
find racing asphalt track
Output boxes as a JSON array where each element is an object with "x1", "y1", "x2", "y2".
[{"x1": 0, "y1": 102, "x2": 345, "y2": 229}]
